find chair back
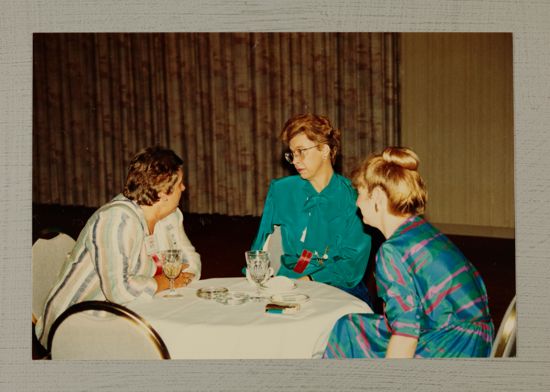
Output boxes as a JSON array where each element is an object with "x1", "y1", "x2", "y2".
[
  {"x1": 263, "y1": 225, "x2": 283, "y2": 274},
  {"x1": 491, "y1": 295, "x2": 517, "y2": 357},
  {"x1": 32, "y1": 233, "x2": 75, "y2": 321},
  {"x1": 48, "y1": 301, "x2": 170, "y2": 360}
]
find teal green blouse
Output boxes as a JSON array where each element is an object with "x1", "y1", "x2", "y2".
[{"x1": 251, "y1": 174, "x2": 371, "y2": 289}]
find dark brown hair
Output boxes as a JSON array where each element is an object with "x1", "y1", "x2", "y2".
[
  {"x1": 280, "y1": 113, "x2": 341, "y2": 164},
  {"x1": 123, "y1": 146, "x2": 184, "y2": 206}
]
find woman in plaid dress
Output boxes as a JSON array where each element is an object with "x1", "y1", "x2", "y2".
[{"x1": 324, "y1": 147, "x2": 494, "y2": 358}]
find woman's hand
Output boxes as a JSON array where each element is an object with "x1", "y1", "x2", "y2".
[
  {"x1": 385, "y1": 334, "x2": 418, "y2": 358},
  {"x1": 177, "y1": 271, "x2": 195, "y2": 287},
  {"x1": 154, "y1": 263, "x2": 195, "y2": 293}
]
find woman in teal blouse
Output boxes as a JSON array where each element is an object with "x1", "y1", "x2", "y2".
[{"x1": 251, "y1": 114, "x2": 372, "y2": 303}]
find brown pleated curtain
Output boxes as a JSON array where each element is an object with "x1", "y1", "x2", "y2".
[{"x1": 33, "y1": 33, "x2": 400, "y2": 216}]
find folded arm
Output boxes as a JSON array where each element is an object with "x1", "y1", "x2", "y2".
[{"x1": 88, "y1": 208, "x2": 157, "y2": 303}]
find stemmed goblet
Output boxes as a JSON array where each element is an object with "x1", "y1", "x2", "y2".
[
  {"x1": 245, "y1": 250, "x2": 272, "y2": 302},
  {"x1": 160, "y1": 249, "x2": 184, "y2": 298}
]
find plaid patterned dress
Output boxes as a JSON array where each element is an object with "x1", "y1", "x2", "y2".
[{"x1": 324, "y1": 215, "x2": 494, "y2": 358}]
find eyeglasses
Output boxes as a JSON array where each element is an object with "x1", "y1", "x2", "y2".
[{"x1": 284, "y1": 145, "x2": 320, "y2": 164}]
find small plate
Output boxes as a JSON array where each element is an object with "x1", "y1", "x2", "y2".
[
  {"x1": 270, "y1": 293, "x2": 310, "y2": 305},
  {"x1": 216, "y1": 291, "x2": 249, "y2": 305}
]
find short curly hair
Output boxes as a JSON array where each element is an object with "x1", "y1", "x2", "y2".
[
  {"x1": 122, "y1": 146, "x2": 184, "y2": 206},
  {"x1": 280, "y1": 113, "x2": 341, "y2": 164}
]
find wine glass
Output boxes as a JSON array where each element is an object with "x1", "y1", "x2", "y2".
[
  {"x1": 245, "y1": 250, "x2": 272, "y2": 301},
  {"x1": 160, "y1": 249, "x2": 183, "y2": 298}
]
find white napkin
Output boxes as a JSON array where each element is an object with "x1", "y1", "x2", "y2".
[{"x1": 262, "y1": 276, "x2": 296, "y2": 292}]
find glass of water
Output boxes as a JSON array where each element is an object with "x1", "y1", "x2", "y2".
[{"x1": 245, "y1": 250, "x2": 272, "y2": 301}]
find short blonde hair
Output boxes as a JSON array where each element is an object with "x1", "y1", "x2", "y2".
[
  {"x1": 352, "y1": 146, "x2": 428, "y2": 215},
  {"x1": 280, "y1": 113, "x2": 341, "y2": 164}
]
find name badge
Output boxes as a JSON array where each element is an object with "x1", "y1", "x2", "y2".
[
  {"x1": 144, "y1": 235, "x2": 158, "y2": 256},
  {"x1": 166, "y1": 224, "x2": 178, "y2": 248},
  {"x1": 293, "y1": 249, "x2": 313, "y2": 273}
]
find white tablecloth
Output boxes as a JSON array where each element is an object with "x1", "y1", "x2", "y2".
[{"x1": 127, "y1": 277, "x2": 372, "y2": 359}]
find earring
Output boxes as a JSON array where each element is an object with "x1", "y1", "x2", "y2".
[{"x1": 374, "y1": 203, "x2": 378, "y2": 213}]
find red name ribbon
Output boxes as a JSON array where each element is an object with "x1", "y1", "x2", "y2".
[
  {"x1": 293, "y1": 249, "x2": 313, "y2": 273},
  {"x1": 152, "y1": 254, "x2": 163, "y2": 276}
]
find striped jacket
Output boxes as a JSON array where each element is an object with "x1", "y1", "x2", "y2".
[{"x1": 35, "y1": 194, "x2": 201, "y2": 347}]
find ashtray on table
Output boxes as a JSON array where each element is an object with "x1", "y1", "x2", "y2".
[{"x1": 196, "y1": 286, "x2": 229, "y2": 300}]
